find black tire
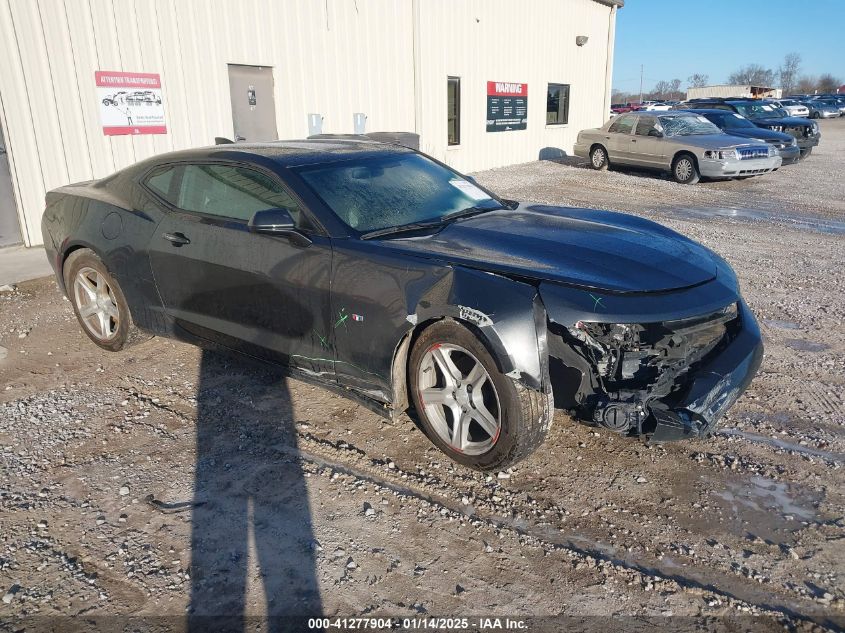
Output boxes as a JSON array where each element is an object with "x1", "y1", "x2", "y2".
[
  {"x1": 671, "y1": 153, "x2": 700, "y2": 185},
  {"x1": 63, "y1": 248, "x2": 150, "y2": 352},
  {"x1": 408, "y1": 319, "x2": 553, "y2": 471},
  {"x1": 589, "y1": 145, "x2": 609, "y2": 171},
  {"x1": 799, "y1": 148, "x2": 812, "y2": 160},
  {"x1": 810, "y1": 112, "x2": 819, "y2": 119}
]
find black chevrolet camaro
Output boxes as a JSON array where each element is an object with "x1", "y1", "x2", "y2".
[{"x1": 41, "y1": 139, "x2": 763, "y2": 471}]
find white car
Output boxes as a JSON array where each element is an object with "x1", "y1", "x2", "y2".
[{"x1": 770, "y1": 99, "x2": 809, "y2": 118}]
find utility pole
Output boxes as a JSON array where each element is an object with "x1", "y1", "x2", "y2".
[{"x1": 639, "y1": 64, "x2": 644, "y2": 104}]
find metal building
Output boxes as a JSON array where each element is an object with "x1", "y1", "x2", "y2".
[
  {"x1": 0, "y1": 0, "x2": 621, "y2": 248},
  {"x1": 686, "y1": 85, "x2": 782, "y2": 100}
]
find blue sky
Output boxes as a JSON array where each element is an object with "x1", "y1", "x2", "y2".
[{"x1": 612, "y1": 0, "x2": 845, "y2": 94}]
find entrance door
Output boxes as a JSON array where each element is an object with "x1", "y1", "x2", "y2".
[
  {"x1": 0, "y1": 125, "x2": 22, "y2": 247},
  {"x1": 227, "y1": 65, "x2": 278, "y2": 142}
]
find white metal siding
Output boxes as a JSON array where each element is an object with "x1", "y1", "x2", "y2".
[
  {"x1": 415, "y1": 0, "x2": 615, "y2": 173},
  {"x1": 0, "y1": 0, "x2": 614, "y2": 247}
]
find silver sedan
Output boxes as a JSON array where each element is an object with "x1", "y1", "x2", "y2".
[{"x1": 574, "y1": 111, "x2": 782, "y2": 185}]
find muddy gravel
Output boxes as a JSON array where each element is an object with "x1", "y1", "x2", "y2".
[{"x1": 1, "y1": 120, "x2": 844, "y2": 631}]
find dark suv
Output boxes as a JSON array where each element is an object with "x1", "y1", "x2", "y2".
[{"x1": 675, "y1": 98, "x2": 820, "y2": 159}]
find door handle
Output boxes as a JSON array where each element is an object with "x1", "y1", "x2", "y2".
[
  {"x1": 162, "y1": 232, "x2": 190, "y2": 246},
  {"x1": 631, "y1": 138, "x2": 637, "y2": 142}
]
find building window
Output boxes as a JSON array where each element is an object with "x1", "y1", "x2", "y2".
[
  {"x1": 447, "y1": 76, "x2": 461, "y2": 145},
  {"x1": 546, "y1": 83, "x2": 570, "y2": 125}
]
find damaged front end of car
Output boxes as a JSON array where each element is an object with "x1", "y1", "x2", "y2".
[{"x1": 540, "y1": 275, "x2": 763, "y2": 442}]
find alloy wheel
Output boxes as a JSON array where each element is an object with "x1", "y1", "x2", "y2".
[
  {"x1": 591, "y1": 148, "x2": 606, "y2": 168},
  {"x1": 417, "y1": 343, "x2": 502, "y2": 455},
  {"x1": 675, "y1": 159, "x2": 693, "y2": 181},
  {"x1": 73, "y1": 267, "x2": 120, "y2": 341}
]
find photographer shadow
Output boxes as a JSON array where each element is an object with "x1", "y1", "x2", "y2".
[{"x1": 187, "y1": 347, "x2": 322, "y2": 631}]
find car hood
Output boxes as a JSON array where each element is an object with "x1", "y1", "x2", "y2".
[
  {"x1": 375, "y1": 205, "x2": 719, "y2": 293},
  {"x1": 719, "y1": 127, "x2": 792, "y2": 142},
  {"x1": 752, "y1": 115, "x2": 813, "y2": 126},
  {"x1": 671, "y1": 134, "x2": 767, "y2": 149}
]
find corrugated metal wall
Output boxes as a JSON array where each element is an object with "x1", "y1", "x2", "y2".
[
  {"x1": 0, "y1": 0, "x2": 416, "y2": 246},
  {"x1": 0, "y1": 0, "x2": 614, "y2": 247},
  {"x1": 415, "y1": 0, "x2": 615, "y2": 172}
]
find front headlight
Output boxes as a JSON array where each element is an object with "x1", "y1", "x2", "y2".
[
  {"x1": 768, "y1": 145, "x2": 777, "y2": 157},
  {"x1": 703, "y1": 148, "x2": 737, "y2": 160}
]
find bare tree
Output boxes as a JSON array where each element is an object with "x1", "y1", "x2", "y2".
[
  {"x1": 687, "y1": 73, "x2": 709, "y2": 89},
  {"x1": 728, "y1": 64, "x2": 775, "y2": 87},
  {"x1": 778, "y1": 53, "x2": 801, "y2": 94},
  {"x1": 817, "y1": 73, "x2": 842, "y2": 93},
  {"x1": 652, "y1": 79, "x2": 683, "y2": 100},
  {"x1": 796, "y1": 75, "x2": 818, "y2": 94}
]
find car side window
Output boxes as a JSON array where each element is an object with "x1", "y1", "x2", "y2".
[
  {"x1": 144, "y1": 165, "x2": 179, "y2": 204},
  {"x1": 175, "y1": 164, "x2": 313, "y2": 230},
  {"x1": 634, "y1": 116, "x2": 659, "y2": 136},
  {"x1": 608, "y1": 115, "x2": 635, "y2": 134}
]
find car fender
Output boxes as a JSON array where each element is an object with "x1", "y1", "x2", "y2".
[{"x1": 408, "y1": 266, "x2": 548, "y2": 392}]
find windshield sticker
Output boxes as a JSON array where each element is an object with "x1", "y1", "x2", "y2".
[
  {"x1": 732, "y1": 113, "x2": 744, "y2": 119},
  {"x1": 449, "y1": 179, "x2": 489, "y2": 201},
  {"x1": 696, "y1": 116, "x2": 710, "y2": 123}
]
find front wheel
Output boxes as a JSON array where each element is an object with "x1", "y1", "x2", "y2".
[
  {"x1": 672, "y1": 154, "x2": 700, "y2": 185},
  {"x1": 409, "y1": 320, "x2": 553, "y2": 471},
  {"x1": 799, "y1": 148, "x2": 813, "y2": 160}
]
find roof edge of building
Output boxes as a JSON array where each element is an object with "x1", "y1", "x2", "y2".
[{"x1": 593, "y1": 0, "x2": 624, "y2": 7}]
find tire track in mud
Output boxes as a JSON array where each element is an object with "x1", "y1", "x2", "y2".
[{"x1": 285, "y1": 430, "x2": 838, "y2": 628}]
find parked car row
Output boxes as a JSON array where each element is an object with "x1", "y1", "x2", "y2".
[
  {"x1": 575, "y1": 102, "x2": 823, "y2": 185},
  {"x1": 610, "y1": 99, "x2": 681, "y2": 114},
  {"x1": 676, "y1": 98, "x2": 820, "y2": 159}
]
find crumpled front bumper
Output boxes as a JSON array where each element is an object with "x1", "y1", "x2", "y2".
[{"x1": 649, "y1": 300, "x2": 763, "y2": 442}]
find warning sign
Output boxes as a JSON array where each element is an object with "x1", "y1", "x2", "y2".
[
  {"x1": 96, "y1": 71, "x2": 166, "y2": 136},
  {"x1": 486, "y1": 81, "x2": 528, "y2": 132}
]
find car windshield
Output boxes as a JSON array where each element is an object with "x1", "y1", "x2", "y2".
[
  {"x1": 294, "y1": 153, "x2": 503, "y2": 233},
  {"x1": 657, "y1": 114, "x2": 721, "y2": 136},
  {"x1": 731, "y1": 102, "x2": 781, "y2": 119},
  {"x1": 710, "y1": 112, "x2": 756, "y2": 129}
]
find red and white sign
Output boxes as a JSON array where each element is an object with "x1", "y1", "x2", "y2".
[
  {"x1": 487, "y1": 81, "x2": 528, "y2": 97},
  {"x1": 96, "y1": 71, "x2": 166, "y2": 136}
]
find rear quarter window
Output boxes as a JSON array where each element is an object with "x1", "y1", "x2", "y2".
[{"x1": 144, "y1": 166, "x2": 179, "y2": 204}]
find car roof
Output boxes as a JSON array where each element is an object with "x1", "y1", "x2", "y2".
[
  {"x1": 137, "y1": 138, "x2": 415, "y2": 169},
  {"x1": 619, "y1": 110, "x2": 696, "y2": 117},
  {"x1": 676, "y1": 108, "x2": 735, "y2": 115}
]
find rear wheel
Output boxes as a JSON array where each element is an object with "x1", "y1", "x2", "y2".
[
  {"x1": 672, "y1": 154, "x2": 700, "y2": 185},
  {"x1": 589, "y1": 145, "x2": 609, "y2": 171},
  {"x1": 64, "y1": 249, "x2": 149, "y2": 351},
  {"x1": 409, "y1": 320, "x2": 553, "y2": 471}
]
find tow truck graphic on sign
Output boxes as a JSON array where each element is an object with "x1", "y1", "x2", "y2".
[{"x1": 96, "y1": 71, "x2": 166, "y2": 136}]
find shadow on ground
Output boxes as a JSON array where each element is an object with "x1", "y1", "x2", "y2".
[{"x1": 188, "y1": 348, "x2": 322, "y2": 631}]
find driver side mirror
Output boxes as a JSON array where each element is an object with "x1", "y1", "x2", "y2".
[
  {"x1": 248, "y1": 208, "x2": 311, "y2": 247},
  {"x1": 648, "y1": 128, "x2": 663, "y2": 138}
]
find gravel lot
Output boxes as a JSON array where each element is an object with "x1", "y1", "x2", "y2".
[{"x1": 0, "y1": 119, "x2": 843, "y2": 631}]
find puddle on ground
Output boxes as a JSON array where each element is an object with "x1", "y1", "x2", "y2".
[
  {"x1": 761, "y1": 319, "x2": 801, "y2": 330},
  {"x1": 671, "y1": 472, "x2": 822, "y2": 544},
  {"x1": 719, "y1": 427, "x2": 844, "y2": 462},
  {"x1": 668, "y1": 207, "x2": 845, "y2": 236},
  {"x1": 784, "y1": 338, "x2": 831, "y2": 353}
]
